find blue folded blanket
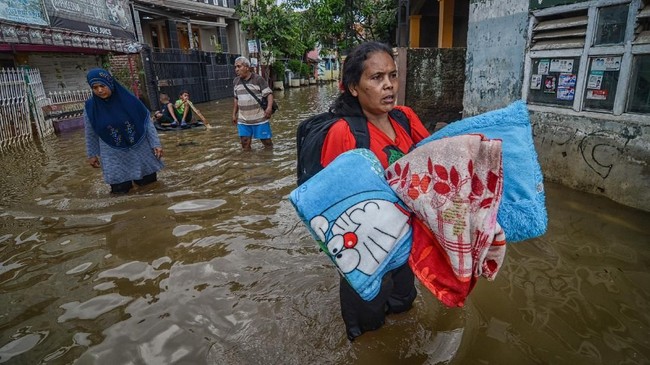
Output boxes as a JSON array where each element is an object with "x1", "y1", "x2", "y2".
[
  {"x1": 419, "y1": 100, "x2": 547, "y2": 242},
  {"x1": 289, "y1": 149, "x2": 413, "y2": 301}
]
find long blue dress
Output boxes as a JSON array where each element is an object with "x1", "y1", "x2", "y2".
[{"x1": 85, "y1": 113, "x2": 164, "y2": 185}]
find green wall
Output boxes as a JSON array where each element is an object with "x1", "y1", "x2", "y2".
[{"x1": 529, "y1": 0, "x2": 590, "y2": 10}]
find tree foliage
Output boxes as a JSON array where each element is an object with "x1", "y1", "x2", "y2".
[
  {"x1": 236, "y1": 0, "x2": 399, "y2": 61},
  {"x1": 237, "y1": 0, "x2": 313, "y2": 60},
  {"x1": 287, "y1": 0, "x2": 399, "y2": 53}
]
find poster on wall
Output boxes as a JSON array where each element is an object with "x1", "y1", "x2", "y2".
[
  {"x1": 537, "y1": 59, "x2": 550, "y2": 75},
  {"x1": 248, "y1": 40, "x2": 258, "y2": 53},
  {"x1": 42, "y1": 0, "x2": 135, "y2": 40},
  {"x1": 544, "y1": 76, "x2": 556, "y2": 93},
  {"x1": 558, "y1": 73, "x2": 576, "y2": 88},
  {"x1": 586, "y1": 89, "x2": 608, "y2": 100},
  {"x1": 591, "y1": 56, "x2": 621, "y2": 71},
  {"x1": 557, "y1": 87, "x2": 575, "y2": 101},
  {"x1": 0, "y1": 0, "x2": 49, "y2": 26},
  {"x1": 531, "y1": 74, "x2": 542, "y2": 89},
  {"x1": 550, "y1": 59, "x2": 574, "y2": 73},
  {"x1": 587, "y1": 71, "x2": 604, "y2": 89}
]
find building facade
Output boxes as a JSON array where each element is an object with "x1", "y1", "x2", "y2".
[
  {"x1": 131, "y1": 0, "x2": 244, "y2": 110},
  {"x1": 0, "y1": 0, "x2": 246, "y2": 142},
  {"x1": 396, "y1": 0, "x2": 648, "y2": 211},
  {"x1": 132, "y1": 0, "x2": 243, "y2": 54},
  {"x1": 0, "y1": 0, "x2": 144, "y2": 142},
  {"x1": 464, "y1": 0, "x2": 649, "y2": 211}
]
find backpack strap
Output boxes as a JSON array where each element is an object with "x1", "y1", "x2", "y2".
[
  {"x1": 342, "y1": 116, "x2": 371, "y2": 149},
  {"x1": 342, "y1": 109, "x2": 412, "y2": 149},
  {"x1": 389, "y1": 108, "x2": 411, "y2": 136},
  {"x1": 295, "y1": 109, "x2": 413, "y2": 186}
]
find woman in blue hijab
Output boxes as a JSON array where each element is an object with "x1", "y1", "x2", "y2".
[{"x1": 85, "y1": 68, "x2": 164, "y2": 193}]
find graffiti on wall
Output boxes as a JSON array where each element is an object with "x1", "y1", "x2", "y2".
[{"x1": 532, "y1": 120, "x2": 639, "y2": 180}]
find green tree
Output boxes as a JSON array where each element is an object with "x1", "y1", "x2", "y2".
[
  {"x1": 237, "y1": 0, "x2": 399, "y2": 78},
  {"x1": 237, "y1": 0, "x2": 313, "y2": 61},
  {"x1": 287, "y1": 0, "x2": 399, "y2": 53}
]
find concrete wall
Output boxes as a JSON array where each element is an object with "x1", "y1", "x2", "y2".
[
  {"x1": 530, "y1": 107, "x2": 650, "y2": 210},
  {"x1": 463, "y1": 0, "x2": 650, "y2": 212},
  {"x1": 404, "y1": 48, "x2": 466, "y2": 131},
  {"x1": 464, "y1": 0, "x2": 529, "y2": 116}
]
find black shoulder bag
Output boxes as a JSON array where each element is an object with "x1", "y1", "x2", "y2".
[{"x1": 241, "y1": 78, "x2": 278, "y2": 114}]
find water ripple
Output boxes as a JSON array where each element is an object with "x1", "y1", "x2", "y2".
[
  {"x1": 0, "y1": 83, "x2": 648, "y2": 365},
  {"x1": 168, "y1": 199, "x2": 226, "y2": 213}
]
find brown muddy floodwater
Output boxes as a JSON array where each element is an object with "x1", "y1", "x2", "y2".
[{"x1": 0, "y1": 83, "x2": 649, "y2": 365}]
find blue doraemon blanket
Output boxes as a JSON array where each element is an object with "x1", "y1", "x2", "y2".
[
  {"x1": 289, "y1": 149, "x2": 412, "y2": 301},
  {"x1": 419, "y1": 100, "x2": 547, "y2": 242}
]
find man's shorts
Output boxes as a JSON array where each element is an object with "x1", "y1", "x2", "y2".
[{"x1": 237, "y1": 121, "x2": 272, "y2": 139}]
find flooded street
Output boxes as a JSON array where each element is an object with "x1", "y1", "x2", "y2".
[{"x1": 1, "y1": 83, "x2": 649, "y2": 365}]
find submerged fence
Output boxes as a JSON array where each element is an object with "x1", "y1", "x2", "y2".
[
  {"x1": 25, "y1": 69, "x2": 53, "y2": 139},
  {"x1": 0, "y1": 68, "x2": 32, "y2": 149},
  {"x1": 43, "y1": 89, "x2": 91, "y2": 124},
  {"x1": 0, "y1": 68, "x2": 54, "y2": 150}
]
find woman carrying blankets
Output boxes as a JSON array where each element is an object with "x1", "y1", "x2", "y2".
[
  {"x1": 84, "y1": 68, "x2": 164, "y2": 194},
  {"x1": 320, "y1": 42, "x2": 431, "y2": 340}
]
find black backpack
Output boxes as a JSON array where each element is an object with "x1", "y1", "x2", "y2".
[{"x1": 296, "y1": 109, "x2": 411, "y2": 186}]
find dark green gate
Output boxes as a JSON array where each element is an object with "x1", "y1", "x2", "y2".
[{"x1": 142, "y1": 47, "x2": 240, "y2": 110}]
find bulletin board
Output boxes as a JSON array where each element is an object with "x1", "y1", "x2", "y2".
[
  {"x1": 528, "y1": 57, "x2": 579, "y2": 107},
  {"x1": 582, "y1": 56, "x2": 620, "y2": 112}
]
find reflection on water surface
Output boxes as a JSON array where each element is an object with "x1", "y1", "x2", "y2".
[{"x1": 0, "y1": 83, "x2": 648, "y2": 364}]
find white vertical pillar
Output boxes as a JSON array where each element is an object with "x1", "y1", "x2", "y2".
[
  {"x1": 187, "y1": 19, "x2": 193, "y2": 49},
  {"x1": 131, "y1": 5, "x2": 144, "y2": 43}
]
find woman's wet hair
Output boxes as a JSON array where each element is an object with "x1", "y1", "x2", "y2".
[{"x1": 331, "y1": 41, "x2": 395, "y2": 117}]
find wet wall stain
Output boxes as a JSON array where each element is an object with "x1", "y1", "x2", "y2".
[
  {"x1": 464, "y1": 2, "x2": 529, "y2": 116},
  {"x1": 405, "y1": 48, "x2": 466, "y2": 131},
  {"x1": 531, "y1": 110, "x2": 650, "y2": 211}
]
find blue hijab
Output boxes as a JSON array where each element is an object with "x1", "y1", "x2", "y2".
[{"x1": 85, "y1": 68, "x2": 149, "y2": 149}]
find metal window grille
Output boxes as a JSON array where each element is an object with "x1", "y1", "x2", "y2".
[
  {"x1": 634, "y1": 1, "x2": 650, "y2": 43},
  {"x1": 531, "y1": 10, "x2": 589, "y2": 50}
]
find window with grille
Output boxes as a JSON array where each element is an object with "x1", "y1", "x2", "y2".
[
  {"x1": 531, "y1": 10, "x2": 588, "y2": 51},
  {"x1": 525, "y1": 0, "x2": 650, "y2": 116}
]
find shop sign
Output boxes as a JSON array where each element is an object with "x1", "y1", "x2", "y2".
[
  {"x1": 0, "y1": 0, "x2": 49, "y2": 26},
  {"x1": 42, "y1": 0, "x2": 136, "y2": 40}
]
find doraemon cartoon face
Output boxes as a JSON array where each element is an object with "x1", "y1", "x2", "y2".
[{"x1": 310, "y1": 199, "x2": 410, "y2": 276}]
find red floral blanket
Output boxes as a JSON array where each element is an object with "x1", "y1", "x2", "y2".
[{"x1": 386, "y1": 134, "x2": 506, "y2": 307}]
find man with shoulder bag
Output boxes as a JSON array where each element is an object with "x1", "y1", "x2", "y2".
[{"x1": 232, "y1": 56, "x2": 276, "y2": 150}]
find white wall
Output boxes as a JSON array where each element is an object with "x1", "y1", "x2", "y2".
[{"x1": 28, "y1": 54, "x2": 101, "y2": 92}]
